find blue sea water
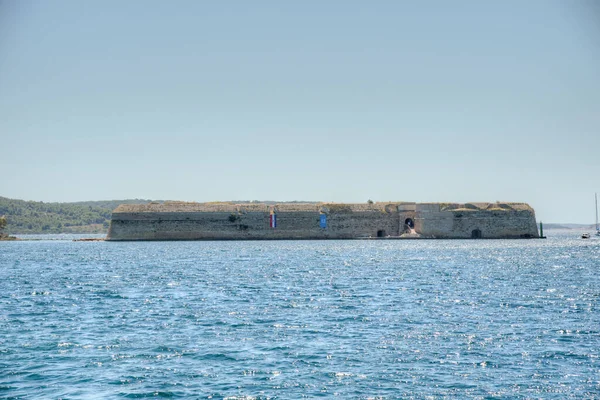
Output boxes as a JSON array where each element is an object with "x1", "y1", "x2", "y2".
[{"x1": 1, "y1": 232, "x2": 599, "y2": 399}]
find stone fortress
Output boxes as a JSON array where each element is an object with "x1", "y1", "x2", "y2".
[{"x1": 106, "y1": 201, "x2": 540, "y2": 241}]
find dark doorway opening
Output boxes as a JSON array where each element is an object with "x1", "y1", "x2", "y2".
[
  {"x1": 471, "y1": 229, "x2": 482, "y2": 239},
  {"x1": 377, "y1": 230, "x2": 386, "y2": 237},
  {"x1": 404, "y1": 218, "x2": 414, "y2": 229}
]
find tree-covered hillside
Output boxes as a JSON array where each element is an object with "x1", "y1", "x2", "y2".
[{"x1": 0, "y1": 197, "x2": 154, "y2": 234}]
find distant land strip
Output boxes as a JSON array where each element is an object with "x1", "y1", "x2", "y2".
[
  {"x1": 0, "y1": 197, "x2": 156, "y2": 234},
  {"x1": 0, "y1": 196, "x2": 595, "y2": 235}
]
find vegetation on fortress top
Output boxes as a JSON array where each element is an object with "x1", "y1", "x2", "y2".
[{"x1": 0, "y1": 197, "x2": 154, "y2": 234}]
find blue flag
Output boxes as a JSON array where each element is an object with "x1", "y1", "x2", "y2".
[{"x1": 320, "y1": 214, "x2": 327, "y2": 228}]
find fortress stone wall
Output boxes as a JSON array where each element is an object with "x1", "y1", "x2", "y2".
[{"x1": 106, "y1": 201, "x2": 539, "y2": 241}]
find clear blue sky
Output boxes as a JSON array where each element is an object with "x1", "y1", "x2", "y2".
[{"x1": 1, "y1": 1, "x2": 599, "y2": 223}]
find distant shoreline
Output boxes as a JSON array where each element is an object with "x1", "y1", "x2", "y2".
[
  {"x1": 543, "y1": 224, "x2": 597, "y2": 230},
  {"x1": 0, "y1": 234, "x2": 18, "y2": 241}
]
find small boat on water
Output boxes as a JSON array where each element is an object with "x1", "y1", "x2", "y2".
[{"x1": 582, "y1": 194, "x2": 599, "y2": 239}]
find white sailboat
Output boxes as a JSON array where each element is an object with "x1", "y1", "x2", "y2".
[
  {"x1": 594, "y1": 193, "x2": 600, "y2": 236},
  {"x1": 582, "y1": 193, "x2": 599, "y2": 239}
]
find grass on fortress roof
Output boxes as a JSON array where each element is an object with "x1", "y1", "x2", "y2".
[{"x1": 113, "y1": 201, "x2": 533, "y2": 214}]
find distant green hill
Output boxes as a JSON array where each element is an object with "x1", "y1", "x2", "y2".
[{"x1": 0, "y1": 197, "x2": 154, "y2": 234}]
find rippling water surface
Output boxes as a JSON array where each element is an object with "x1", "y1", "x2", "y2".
[{"x1": 1, "y1": 233, "x2": 599, "y2": 398}]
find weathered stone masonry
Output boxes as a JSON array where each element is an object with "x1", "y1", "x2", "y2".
[{"x1": 106, "y1": 201, "x2": 539, "y2": 241}]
